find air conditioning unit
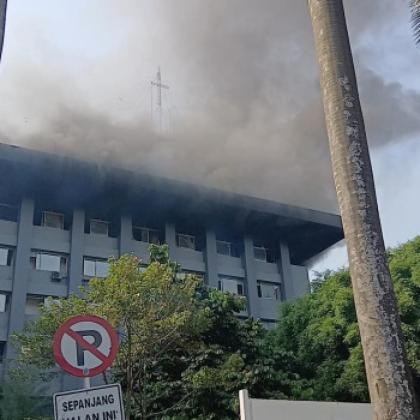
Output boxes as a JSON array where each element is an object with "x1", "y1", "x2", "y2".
[{"x1": 51, "y1": 271, "x2": 61, "y2": 282}]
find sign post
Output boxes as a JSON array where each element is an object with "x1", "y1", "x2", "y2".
[{"x1": 53, "y1": 315, "x2": 124, "y2": 419}]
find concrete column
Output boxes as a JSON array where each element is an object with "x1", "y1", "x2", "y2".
[
  {"x1": 205, "y1": 229, "x2": 218, "y2": 288},
  {"x1": 68, "y1": 209, "x2": 85, "y2": 295},
  {"x1": 243, "y1": 235, "x2": 259, "y2": 317},
  {"x1": 63, "y1": 211, "x2": 85, "y2": 395},
  {"x1": 119, "y1": 214, "x2": 133, "y2": 256},
  {"x1": 6, "y1": 197, "x2": 34, "y2": 358},
  {"x1": 165, "y1": 222, "x2": 176, "y2": 258},
  {"x1": 278, "y1": 240, "x2": 295, "y2": 301}
]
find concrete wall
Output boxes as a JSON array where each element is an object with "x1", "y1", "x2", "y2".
[{"x1": 291, "y1": 265, "x2": 310, "y2": 298}]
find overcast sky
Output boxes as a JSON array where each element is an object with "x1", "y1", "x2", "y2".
[{"x1": 0, "y1": 1, "x2": 419, "y2": 272}]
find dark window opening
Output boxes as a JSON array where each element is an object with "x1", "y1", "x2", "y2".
[
  {"x1": 33, "y1": 207, "x2": 71, "y2": 230},
  {"x1": 0, "y1": 203, "x2": 18, "y2": 222},
  {"x1": 176, "y1": 233, "x2": 196, "y2": 250},
  {"x1": 0, "y1": 341, "x2": 6, "y2": 363},
  {"x1": 133, "y1": 226, "x2": 162, "y2": 244},
  {"x1": 254, "y1": 242, "x2": 277, "y2": 263},
  {"x1": 85, "y1": 214, "x2": 119, "y2": 238},
  {"x1": 0, "y1": 247, "x2": 13, "y2": 266}
]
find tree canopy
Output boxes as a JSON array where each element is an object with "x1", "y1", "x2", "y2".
[
  {"x1": 11, "y1": 245, "x2": 277, "y2": 419},
  {"x1": 268, "y1": 236, "x2": 420, "y2": 402},
  {"x1": 9, "y1": 237, "x2": 420, "y2": 418}
]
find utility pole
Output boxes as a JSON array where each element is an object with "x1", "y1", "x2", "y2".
[
  {"x1": 0, "y1": 0, "x2": 7, "y2": 63},
  {"x1": 151, "y1": 67, "x2": 169, "y2": 131},
  {"x1": 307, "y1": 1, "x2": 418, "y2": 419}
]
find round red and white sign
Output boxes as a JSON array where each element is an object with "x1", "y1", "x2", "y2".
[{"x1": 53, "y1": 315, "x2": 119, "y2": 378}]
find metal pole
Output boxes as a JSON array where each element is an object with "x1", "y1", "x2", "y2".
[
  {"x1": 239, "y1": 389, "x2": 252, "y2": 420},
  {"x1": 83, "y1": 376, "x2": 91, "y2": 389}
]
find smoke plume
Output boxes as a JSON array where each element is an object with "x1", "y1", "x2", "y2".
[{"x1": 0, "y1": 0, "x2": 419, "y2": 213}]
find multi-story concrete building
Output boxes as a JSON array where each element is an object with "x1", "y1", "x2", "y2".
[{"x1": 0, "y1": 143, "x2": 343, "y2": 380}]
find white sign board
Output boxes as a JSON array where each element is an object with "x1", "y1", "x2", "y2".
[
  {"x1": 239, "y1": 390, "x2": 372, "y2": 420},
  {"x1": 54, "y1": 384, "x2": 125, "y2": 420}
]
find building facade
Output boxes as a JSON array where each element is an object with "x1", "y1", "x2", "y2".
[{"x1": 0, "y1": 143, "x2": 343, "y2": 384}]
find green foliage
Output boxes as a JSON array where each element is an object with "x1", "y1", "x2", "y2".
[
  {"x1": 0, "y1": 373, "x2": 52, "y2": 420},
  {"x1": 15, "y1": 238, "x2": 420, "y2": 416},
  {"x1": 12, "y1": 245, "x2": 276, "y2": 419},
  {"x1": 269, "y1": 236, "x2": 420, "y2": 402},
  {"x1": 147, "y1": 288, "x2": 281, "y2": 419}
]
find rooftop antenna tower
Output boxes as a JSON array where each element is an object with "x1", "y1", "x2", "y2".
[{"x1": 151, "y1": 67, "x2": 169, "y2": 131}]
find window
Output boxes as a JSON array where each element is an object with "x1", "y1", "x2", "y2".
[
  {"x1": 0, "y1": 341, "x2": 5, "y2": 363},
  {"x1": 25, "y1": 295, "x2": 44, "y2": 316},
  {"x1": 218, "y1": 277, "x2": 245, "y2": 296},
  {"x1": 177, "y1": 271, "x2": 204, "y2": 281},
  {"x1": 262, "y1": 320, "x2": 277, "y2": 330},
  {"x1": 90, "y1": 219, "x2": 109, "y2": 235},
  {"x1": 31, "y1": 252, "x2": 67, "y2": 273},
  {"x1": 42, "y1": 211, "x2": 64, "y2": 229},
  {"x1": 257, "y1": 281, "x2": 281, "y2": 300},
  {"x1": 216, "y1": 240, "x2": 232, "y2": 256},
  {"x1": 83, "y1": 258, "x2": 109, "y2": 278},
  {"x1": 0, "y1": 247, "x2": 12, "y2": 266},
  {"x1": 133, "y1": 227, "x2": 161, "y2": 244},
  {"x1": 43, "y1": 296, "x2": 60, "y2": 309},
  {"x1": 177, "y1": 233, "x2": 196, "y2": 250},
  {"x1": 254, "y1": 244, "x2": 276, "y2": 263},
  {"x1": 254, "y1": 246, "x2": 268, "y2": 262},
  {"x1": 0, "y1": 203, "x2": 18, "y2": 222},
  {"x1": 0, "y1": 294, "x2": 8, "y2": 312}
]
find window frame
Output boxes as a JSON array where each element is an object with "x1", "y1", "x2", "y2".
[
  {"x1": 0, "y1": 294, "x2": 7, "y2": 313},
  {"x1": 254, "y1": 246, "x2": 268, "y2": 262},
  {"x1": 218, "y1": 276, "x2": 245, "y2": 296},
  {"x1": 257, "y1": 281, "x2": 281, "y2": 300},
  {"x1": 176, "y1": 233, "x2": 196, "y2": 250},
  {"x1": 90, "y1": 219, "x2": 110, "y2": 236},
  {"x1": 25, "y1": 295, "x2": 45, "y2": 316},
  {"x1": 31, "y1": 252, "x2": 67, "y2": 274},
  {"x1": 0, "y1": 247, "x2": 12, "y2": 266},
  {"x1": 177, "y1": 271, "x2": 204, "y2": 281},
  {"x1": 133, "y1": 226, "x2": 161, "y2": 244},
  {"x1": 83, "y1": 258, "x2": 110, "y2": 278},
  {"x1": 41, "y1": 211, "x2": 65, "y2": 229},
  {"x1": 216, "y1": 240, "x2": 233, "y2": 257}
]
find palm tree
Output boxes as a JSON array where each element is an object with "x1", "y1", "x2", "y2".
[
  {"x1": 0, "y1": 0, "x2": 7, "y2": 63},
  {"x1": 307, "y1": 1, "x2": 418, "y2": 419},
  {"x1": 412, "y1": 0, "x2": 420, "y2": 44}
]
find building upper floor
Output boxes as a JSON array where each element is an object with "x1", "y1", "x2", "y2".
[
  {"x1": 0, "y1": 142, "x2": 343, "y2": 266},
  {"x1": 0, "y1": 143, "x2": 344, "y2": 358}
]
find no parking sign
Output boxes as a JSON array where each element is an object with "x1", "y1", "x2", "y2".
[{"x1": 53, "y1": 315, "x2": 119, "y2": 377}]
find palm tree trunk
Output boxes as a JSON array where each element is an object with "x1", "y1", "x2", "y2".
[
  {"x1": 0, "y1": 0, "x2": 7, "y2": 63},
  {"x1": 307, "y1": 1, "x2": 418, "y2": 419},
  {"x1": 412, "y1": 0, "x2": 420, "y2": 44}
]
